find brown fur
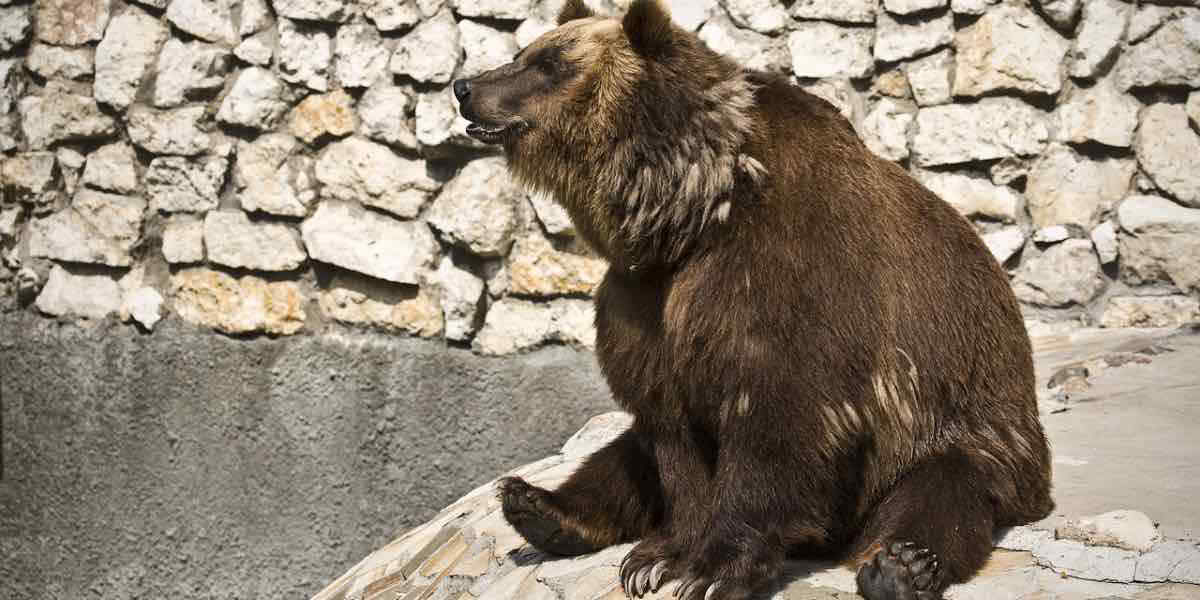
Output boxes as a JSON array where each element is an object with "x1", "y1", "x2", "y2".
[{"x1": 457, "y1": 2, "x2": 1053, "y2": 599}]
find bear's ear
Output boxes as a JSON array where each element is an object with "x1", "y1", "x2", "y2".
[
  {"x1": 622, "y1": 0, "x2": 673, "y2": 56},
  {"x1": 557, "y1": 0, "x2": 595, "y2": 25}
]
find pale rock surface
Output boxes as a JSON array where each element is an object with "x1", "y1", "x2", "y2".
[
  {"x1": 507, "y1": 234, "x2": 606, "y2": 297},
  {"x1": 390, "y1": 9, "x2": 459, "y2": 84},
  {"x1": 26, "y1": 43, "x2": 94, "y2": 80},
  {"x1": 0, "y1": 5, "x2": 30, "y2": 53},
  {"x1": 982, "y1": 226, "x2": 1027, "y2": 264},
  {"x1": 234, "y1": 30, "x2": 274, "y2": 66},
  {"x1": 0, "y1": 206, "x2": 21, "y2": 241},
  {"x1": 1032, "y1": 538, "x2": 1138, "y2": 583},
  {"x1": 723, "y1": 0, "x2": 789, "y2": 34},
  {"x1": 1118, "y1": 195, "x2": 1200, "y2": 293},
  {"x1": 1090, "y1": 221, "x2": 1118, "y2": 264},
  {"x1": 170, "y1": 268, "x2": 306, "y2": 335},
  {"x1": 278, "y1": 19, "x2": 332, "y2": 91},
  {"x1": 917, "y1": 170, "x2": 1020, "y2": 222},
  {"x1": 1134, "y1": 104, "x2": 1200, "y2": 208},
  {"x1": 217, "y1": 68, "x2": 289, "y2": 130},
  {"x1": 882, "y1": 0, "x2": 944, "y2": 16},
  {"x1": 301, "y1": 200, "x2": 439, "y2": 284},
  {"x1": 911, "y1": 99, "x2": 1049, "y2": 166},
  {"x1": 320, "y1": 273, "x2": 443, "y2": 336},
  {"x1": 274, "y1": 0, "x2": 352, "y2": 22},
  {"x1": 18, "y1": 87, "x2": 117, "y2": 149},
  {"x1": 240, "y1": 0, "x2": 272, "y2": 35},
  {"x1": 204, "y1": 211, "x2": 307, "y2": 272},
  {"x1": 515, "y1": 18, "x2": 554, "y2": 48},
  {"x1": 162, "y1": 217, "x2": 205, "y2": 264},
  {"x1": 949, "y1": 0, "x2": 996, "y2": 16},
  {"x1": 903, "y1": 49, "x2": 953, "y2": 106},
  {"x1": 126, "y1": 105, "x2": 210, "y2": 156},
  {"x1": 1067, "y1": 0, "x2": 1128, "y2": 79},
  {"x1": 35, "y1": 266, "x2": 121, "y2": 320},
  {"x1": 873, "y1": 69, "x2": 910, "y2": 99},
  {"x1": 315, "y1": 137, "x2": 439, "y2": 219},
  {"x1": 473, "y1": 298, "x2": 595, "y2": 355},
  {"x1": 1035, "y1": 0, "x2": 1080, "y2": 30},
  {"x1": 94, "y1": 8, "x2": 168, "y2": 110},
  {"x1": 2, "y1": 152, "x2": 61, "y2": 212},
  {"x1": 81, "y1": 142, "x2": 138, "y2": 194},
  {"x1": 798, "y1": 79, "x2": 866, "y2": 128},
  {"x1": 874, "y1": 11, "x2": 952, "y2": 63},
  {"x1": 662, "y1": 0, "x2": 715, "y2": 31},
  {"x1": 121, "y1": 287, "x2": 164, "y2": 330},
  {"x1": 152, "y1": 39, "x2": 230, "y2": 108},
  {"x1": 953, "y1": 4, "x2": 1069, "y2": 97},
  {"x1": 861, "y1": 98, "x2": 914, "y2": 161},
  {"x1": 55, "y1": 148, "x2": 85, "y2": 198},
  {"x1": 790, "y1": 0, "x2": 876, "y2": 24},
  {"x1": 235, "y1": 133, "x2": 317, "y2": 217},
  {"x1": 359, "y1": 82, "x2": 419, "y2": 150},
  {"x1": 28, "y1": 190, "x2": 146, "y2": 267},
  {"x1": 335, "y1": 24, "x2": 388, "y2": 89},
  {"x1": 1188, "y1": 92, "x2": 1200, "y2": 129},
  {"x1": 1031, "y1": 225, "x2": 1071, "y2": 244},
  {"x1": 289, "y1": 90, "x2": 357, "y2": 144},
  {"x1": 1136, "y1": 541, "x2": 1200, "y2": 584},
  {"x1": 788, "y1": 23, "x2": 874, "y2": 79},
  {"x1": 415, "y1": 90, "x2": 491, "y2": 154},
  {"x1": 428, "y1": 158, "x2": 521, "y2": 257},
  {"x1": 453, "y1": 0, "x2": 533, "y2": 20},
  {"x1": 1013, "y1": 239, "x2": 1104, "y2": 307},
  {"x1": 1025, "y1": 145, "x2": 1135, "y2": 230},
  {"x1": 35, "y1": 0, "x2": 111, "y2": 45},
  {"x1": 1055, "y1": 81, "x2": 1139, "y2": 148},
  {"x1": 458, "y1": 19, "x2": 518, "y2": 78},
  {"x1": 1100, "y1": 297, "x2": 1200, "y2": 329},
  {"x1": 698, "y1": 15, "x2": 789, "y2": 73},
  {"x1": 989, "y1": 158, "x2": 1026, "y2": 186},
  {"x1": 433, "y1": 257, "x2": 484, "y2": 342},
  {"x1": 145, "y1": 156, "x2": 227, "y2": 213},
  {"x1": 165, "y1": 0, "x2": 238, "y2": 46},
  {"x1": 528, "y1": 190, "x2": 574, "y2": 237},
  {"x1": 1126, "y1": 4, "x2": 1171, "y2": 44},
  {"x1": 365, "y1": 0, "x2": 421, "y2": 31},
  {"x1": 1114, "y1": 11, "x2": 1200, "y2": 91}
]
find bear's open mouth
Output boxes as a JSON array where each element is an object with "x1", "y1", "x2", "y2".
[{"x1": 465, "y1": 121, "x2": 512, "y2": 144}]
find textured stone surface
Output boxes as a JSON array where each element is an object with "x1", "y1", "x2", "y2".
[
  {"x1": 874, "y1": 11, "x2": 952, "y2": 63},
  {"x1": 34, "y1": 266, "x2": 121, "y2": 320},
  {"x1": 1033, "y1": 538, "x2": 1138, "y2": 583},
  {"x1": 18, "y1": 86, "x2": 117, "y2": 149},
  {"x1": 1118, "y1": 195, "x2": 1200, "y2": 293},
  {"x1": 1025, "y1": 145, "x2": 1135, "y2": 229},
  {"x1": 1136, "y1": 541, "x2": 1200, "y2": 584},
  {"x1": 365, "y1": 0, "x2": 421, "y2": 31},
  {"x1": 414, "y1": 90, "x2": 489, "y2": 153},
  {"x1": 917, "y1": 171, "x2": 1021, "y2": 222},
  {"x1": 171, "y1": 268, "x2": 306, "y2": 335},
  {"x1": 165, "y1": 0, "x2": 237, "y2": 45},
  {"x1": 1135, "y1": 104, "x2": 1200, "y2": 208},
  {"x1": 35, "y1": 0, "x2": 112, "y2": 45},
  {"x1": 1101, "y1": 296, "x2": 1200, "y2": 329},
  {"x1": 788, "y1": 23, "x2": 874, "y2": 79},
  {"x1": 883, "y1": 0, "x2": 945, "y2": 16},
  {"x1": 0, "y1": 5, "x2": 31, "y2": 53},
  {"x1": 301, "y1": 200, "x2": 438, "y2": 284},
  {"x1": 911, "y1": 99, "x2": 1049, "y2": 166},
  {"x1": 274, "y1": 0, "x2": 352, "y2": 22},
  {"x1": 289, "y1": 90, "x2": 357, "y2": 144},
  {"x1": 335, "y1": 24, "x2": 388, "y2": 89},
  {"x1": 507, "y1": 235, "x2": 606, "y2": 298},
  {"x1": 1036, "y1": 0, "x2": 1081, "y2": 30},
  {"x1": 81, "y1": 142, "x2": 138, "y2": 194},
  {"x1": 319, "y1": 273, "x2": 443, "y2": 336},
  {"x1": 790, "y1": 0, "x2": 876, "y2": 24},
  {"x1": 146, "y1": 156, "x2": 227, "y2": 213},
  {"x1": 428, "y1": 158, "x2": 520, "y2": 257},
  {"x1": 698, "y1": 14, "x2": 789, "y2": 73},
  {"x1": 1114, "y1": 11, "x2": 1200, "y2": 91},
  {"x1": 1189, "y1": 92, "x2": 1200, "y2": 130},
  {"x1": 1057, "y1": 510, "x2": 1162, "y2": 553},
  {"x1": 454, "y1": 0, "x2": 532, "y2": 20},
  {"x1": 315, "y1": 137, "x2": 438, "y2": 219},
  {"x1": 724, "y1": 0, "x2": 788, "y2": 34},
  {"x1": 434, "y1": 256, "x2": 484, "y2": 342},
  {"x1": 1055, "y1": 81, "x2": 1139, "y2": 148},
  {"x1": 235, "y1": 133, "x2": 317, "y2": 217},
  {"x1": 359, "y1": 81, "x2": 418, "y2": 150},
  {"x1": 217, "y1": 67, "x2": 289, "y2": 130},
  {"x1": 234, "y1": 30, "x2": 274, "y2": 66},
  {"x1": 1068, "y1": 0, "x2": 1128, "y2": 79},
  {"x1": 278, "y1": 19, "x2": 332, "y2": 91},
  {"x1": 204, "y1": 211, "x2": 307, "y2": 272},
  {"x1": 1091, "y1": 220, "x2": 1118, "y2": 264},
  {"x1": 120, "y1": 286, "x2": 164, "y2": 330},
  {"x1": 904, "y1": 49, "x2": 953, "y2": 106},
  {"x1": 153, "y1": 39, "x2": 231, "y2": 108},
  {"x1": 26, "y1": 43, "x2": 94, "y2": 80},
  {"x1": 474, "y1": 298, "x2": 595, "y2": 355},
  {"x1": 861, "y1": 98, "x2": 915, "y2": 161},
  {"x1": 458, "y1": 19, "x2": 518, "y2": 78},
  {"x1": 528, "y1": 190, "x2": 574, "y2": 237},
  {"x1": 28, "y1": 190, "x2": 146, "y2": 267},
  {"x1": 126, "y1": 105, "x2": 210, "y2": 156},
  {"x1": 981, "y1": 226, "x2": 1026, "y2": 264},
  {"x1": 95, "y1": 7, "x2": 168, "y2": 110},
  {"x1": 953, "y1": 5, "x2": 1069, "y2": 97},
  {"x1": 162, "y1": 216, "x2": 205, "y2": 264},
  {"x1": 2, "y1": 152, "x2": 61, "y2": 212},
  {"x1": 390, "y1": 9, "x2": 459, "y2": 84},
  {"x1": 1013, "y1": 239, "x2": 1104, "y2": 307}
]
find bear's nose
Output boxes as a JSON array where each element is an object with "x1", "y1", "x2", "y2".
[{"x1": 453, "y1": 80, "x2": 471, "y2": 103}]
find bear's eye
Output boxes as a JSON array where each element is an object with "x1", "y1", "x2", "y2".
[{"x1": 536, "y1": 54, "x2": 558, "y2": 74}]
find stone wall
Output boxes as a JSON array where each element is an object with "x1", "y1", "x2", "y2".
[{"x1": 1, "y1": 0, "x2": 1200, "y2": 346}]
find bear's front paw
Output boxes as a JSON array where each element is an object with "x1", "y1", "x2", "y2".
[
  {"x1": 620, "y1": 537, "x2": 682, "y2": 598},
  {"x1": 855, "y1": 541, "x2": 944, "y2": 600},
  {"x1": 496, "y1": 476, "x2": 597, "y2": 556}
]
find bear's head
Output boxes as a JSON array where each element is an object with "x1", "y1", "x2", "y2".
[{"x1": 454, "y1": 0, "x2": 765, "y2": 269}]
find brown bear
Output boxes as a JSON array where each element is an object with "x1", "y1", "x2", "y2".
[{"x1": 452, "y1": 1, "x2": 1054, "y2": 599}]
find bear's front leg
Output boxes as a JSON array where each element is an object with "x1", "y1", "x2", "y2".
[{"x1": 498, "y1": 427, "x2": 662, "y2": 556}]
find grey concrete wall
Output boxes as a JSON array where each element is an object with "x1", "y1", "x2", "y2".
[{"x1": 0, "y1": 313, "x2": 612, "y2": 600}]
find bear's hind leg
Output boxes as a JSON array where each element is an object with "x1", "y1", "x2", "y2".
[
  {"x1": 499, "y1": 428, "x2": 662, "y2": 557},
  {"x1": 851, "y1": 449, "x2": 997, "y2": 600}
]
